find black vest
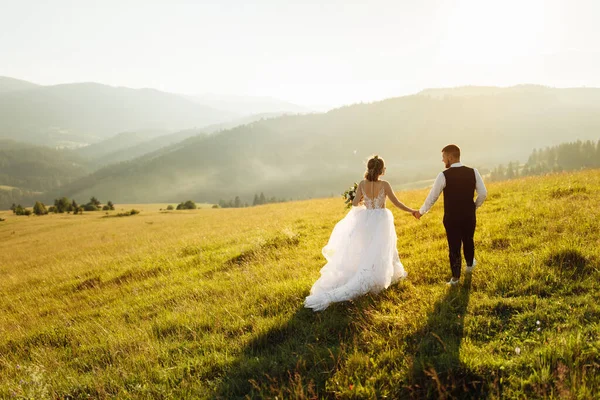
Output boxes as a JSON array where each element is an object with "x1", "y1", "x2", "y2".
[{"x1": 443, "y1": 166, "x2": 476, "y2": 219}]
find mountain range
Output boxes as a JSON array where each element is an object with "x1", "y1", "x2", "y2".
[
  {"x1": 47, "y1": 85, "x2": 600, "y2": 206},
  {"x1": 0, "y1": 76, "x2": 309, "y2": 148},
  {"x1": 2, "y1": 81, "x2": 600, "y2": 209}
]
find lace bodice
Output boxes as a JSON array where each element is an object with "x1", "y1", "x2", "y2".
[{"x1": 363, "y1": 185, "x2": 386, "y2": 209}]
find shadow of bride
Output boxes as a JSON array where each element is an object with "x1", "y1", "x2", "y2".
[
  {"x1": 214, "y1": 301, "x2": 356, "y2": 399},
  {"x1": 403, "y1": 274, "x2": 489, "y2": 399}
]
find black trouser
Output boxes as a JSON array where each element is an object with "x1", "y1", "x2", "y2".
[{"x1": 443, "y1": 215, "x2": 476, "y2": 279}]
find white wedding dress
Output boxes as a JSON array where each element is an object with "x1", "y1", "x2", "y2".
[{"x1": 304, "y1": 185, "x2": 408, "y2": 311}]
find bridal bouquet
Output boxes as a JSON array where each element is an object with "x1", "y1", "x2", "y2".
[{"x1": 342, "y1": 182, "x2": 359, "y2": 208}]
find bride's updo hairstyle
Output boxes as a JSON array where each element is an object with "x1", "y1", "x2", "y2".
[{"x1": 365, "y1": 155, "x2": 385, "y2": 181}]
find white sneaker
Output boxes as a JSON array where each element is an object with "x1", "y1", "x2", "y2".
[
  {"x1": 466, "y1": 258, "x2": 477, "y2": 273},
  {"x1": 446, "y1": 278, "x2": 460, "y2": 286}
]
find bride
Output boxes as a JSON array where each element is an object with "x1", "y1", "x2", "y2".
[{"x1": 305, "y1": 155, "x2": 417, "y2": 311}]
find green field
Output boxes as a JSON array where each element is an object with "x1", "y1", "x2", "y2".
[{"x1": 1, "y1": 170, "x2": 599, "y2": 399}]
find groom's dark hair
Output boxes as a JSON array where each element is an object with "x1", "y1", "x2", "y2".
[{"x1": 442, "y1": 144, "x2": 461, "y2": 159}]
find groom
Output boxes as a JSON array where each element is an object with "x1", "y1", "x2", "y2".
[{"x1": 414, "y1": 144, "x2": 487, "y2": 285}]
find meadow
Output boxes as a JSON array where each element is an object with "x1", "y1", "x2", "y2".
[{"x1": 1, "y1": 170, "x2": 599, "y2": 399}]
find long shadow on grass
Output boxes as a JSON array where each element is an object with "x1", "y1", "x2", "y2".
[
  {"x1": 402, "y1": 274, "x2": 489, "y2": 399},
  {"x1": 214, "y1": 303, "x2": 355, "y2": 399}
]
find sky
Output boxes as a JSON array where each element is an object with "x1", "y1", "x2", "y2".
[{"x1": 1, "y1": 0, "x2": 599, "y2": 108}]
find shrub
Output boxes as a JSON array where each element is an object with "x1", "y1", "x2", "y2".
[
  {"x1": 114, "y1": 209, "x2": 140, "y2": 217},
  {"x1": 33, "y1": 201, "x2": 48, "y2": 215},
  {"x1": 15, "y1": 206, "x2": 32, "y2": 216},
  {"x1": 166, "y1": 205, "x2": 174, "y2": 210},
  {"x1": 13, "y1": 205, "x2": 31, "y2": 216},
  {"x1": 176, "y1": 200, "x2": 197, "y2": 210},
  {"x1": 102, "y1": 205, "x2": 110, "y2": 211},
  {"x1": 212, "y1": 204, "x2": 219, "y2": 209},
  {"x1": 83, "y1": 203, "x2": 100, "y2": 211}
]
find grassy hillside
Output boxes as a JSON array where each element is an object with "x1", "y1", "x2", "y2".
[
  {"x1": 0, "y1": 170, "x2": 599, "y2": 398},
  {"x1": 55, "y1": 86, "x2": 600, "y2": 205}
]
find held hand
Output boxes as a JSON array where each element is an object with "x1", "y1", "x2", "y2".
[{"x1": 412, "y1": 210, "x2": 422, "y2": 220}]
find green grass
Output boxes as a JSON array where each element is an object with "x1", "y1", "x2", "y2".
[{"x1": 1, "y1": 170, "x2": 599, "y2": 399}]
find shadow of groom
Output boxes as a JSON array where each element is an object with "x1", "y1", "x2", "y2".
[
  {"x1": 403, "y1": 274, "x2": 489, "y2": 399},
  {"x1": 214, "y1": 302, "x2": 356, "y2": 399}
]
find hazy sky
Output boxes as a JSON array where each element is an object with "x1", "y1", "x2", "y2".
[{"x1": 1, "y1": 0, "x2": 599, "y2": 107}]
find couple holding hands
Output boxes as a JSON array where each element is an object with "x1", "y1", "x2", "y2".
[{"x1": 305, "y1": 144, "x2": 487, "y2": 311}]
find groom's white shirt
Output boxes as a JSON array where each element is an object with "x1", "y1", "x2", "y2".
[{"x1": 419, "y1": 162, "x2": 487, "y2": 215}]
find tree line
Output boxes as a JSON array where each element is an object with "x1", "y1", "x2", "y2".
[
  {"x1": 489, "y1": 140, "x2": 600, "y2": 182},
  {"x1": 10, "y1": 196, "x2": 115, "y2": 216},
  {"x1": 218, "y1": 192, "x2": 289, "y2": 209}
]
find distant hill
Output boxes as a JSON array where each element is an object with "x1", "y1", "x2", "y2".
[
  {"x1": 81, "y1": 129, "x2": 209, "y2": 168},
  {"x1": 0, "y1": 139, "x2": 91, "y2": 208},
  {"x1": 0, "y1": 76, "x2": 41, "y2": 93},
  {"x1": 191, "y1": 93, "x2": 311, "y2": 116},
  {"x1": 418, "y1": 85, "x2": 547, "y2": 98},
  {"x1": 50, "y1": 85, "x2": 600, "y2": 205},
  {"x1": 419, "y1": 84, "x2": 600, "y2": 105},
  {"x1": 0, "y1": 79, "x2": 235, "y2": 147},
  {"x1": 76, "y1": 112, "x2": 288, "y2": 167},
  {"x1": 75, "y1": 129, "x2": 170, "y2": 161}
]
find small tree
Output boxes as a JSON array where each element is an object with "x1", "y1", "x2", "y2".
[
  {"x1": 506, "y1": 162, "x2": 515, "y2": 180},
  {"x1": 54, "y1": 197, "x2": 71, "y2": 213},
  {"x1": 33, "y1": 201, "x2": 48, "y2": 215},
  {"x1": 90, "y1": 197, "x2": 101, "y2": 207},
  {"x1": 10, "y1": 203, "x2": 16, "y2": 213},
  {"x1": 107, "y1": 201, "x2": 115, "y2": 210},
  {"x1": 166, "y1": 205, "x2": 174, "y2": 210}
]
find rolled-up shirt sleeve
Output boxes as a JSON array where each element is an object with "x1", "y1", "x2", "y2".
[
  {"x1": 474, "y1": 168, "x2": 487, "y2": 209},
  {"x1": 419, "y1": 172, "x2": 446, "y2": 215}
]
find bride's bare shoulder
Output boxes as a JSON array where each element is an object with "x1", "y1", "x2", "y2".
[{"x1": 380, "y1": 180, "x2": 394, "y2": 192}]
